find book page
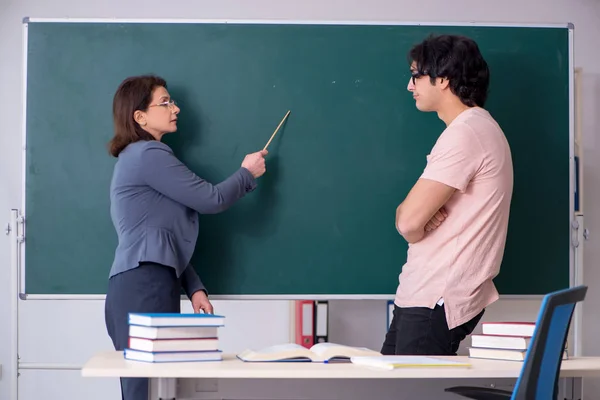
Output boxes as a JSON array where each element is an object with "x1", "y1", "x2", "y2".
[
  {"x1": 237, "y1": 343, "x2": 315, "y2": 362},
  {"x1": 310, "y1": 342, "x2": 343, "y2": 354},
  {"x1": 253, "y1": 343, "x2": 307, "y2": 354},
  {"x1": 310, "y1": 343, "x2": 381, "y2": 361}
]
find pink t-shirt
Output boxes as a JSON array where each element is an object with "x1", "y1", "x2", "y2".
[{"x1": 394, "y1": 107, "x2": 513, "y2": 330}]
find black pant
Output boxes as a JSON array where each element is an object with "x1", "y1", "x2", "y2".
[
  {"x1": 381, "y1": 304, "x2": 484, "y2": 355},
  {"x1": 105, "y1": 262, "x2": 182, "y2": 400}
]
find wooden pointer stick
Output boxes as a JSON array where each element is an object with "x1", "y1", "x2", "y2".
[{"x1": 264, "y1": 110, "x2": 291, "y2": 151}]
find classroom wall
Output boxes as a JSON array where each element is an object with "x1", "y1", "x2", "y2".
[{"x1": 1, "y1": 0, "x2": 599, "y2": 399}]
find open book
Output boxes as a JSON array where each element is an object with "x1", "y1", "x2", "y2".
[{"x1": 237, "y1": 342, "x2": 381, "y2": 363}]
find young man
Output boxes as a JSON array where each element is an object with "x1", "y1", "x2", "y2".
[{"x1": 381, "y1": 34, "x2": 514, "y2": 356}]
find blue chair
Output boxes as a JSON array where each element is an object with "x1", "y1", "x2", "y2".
[{"x1": 445, "y1": 285, "x2": 587, "y2": 400}]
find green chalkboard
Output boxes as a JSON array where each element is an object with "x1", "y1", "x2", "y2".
[{"x1": 23, "y1": 20, "x2": 572, "y2": 296}]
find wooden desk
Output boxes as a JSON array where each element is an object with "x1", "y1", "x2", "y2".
[{"x1": 81, "y1": 351, "x2": 600, "y2": 399}]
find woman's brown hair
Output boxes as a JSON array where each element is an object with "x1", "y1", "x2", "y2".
[{"x1": 108, "y1": 75, "x2": 167, "y2": 157}]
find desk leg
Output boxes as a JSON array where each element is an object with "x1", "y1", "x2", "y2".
[
  {"x1": 561, "y1": 377, "x2": 582, "y2": 400},
  {"x1": 155, "y1": 377, "x2": 177, "y2": 400},
  {"x1": 573, "y1": 377, "x2": 582, "y2": 400}
]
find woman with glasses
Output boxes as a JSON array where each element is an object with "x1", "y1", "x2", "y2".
[{"x1": 104, "y1": 75, "x2": 267, "y2": 400}]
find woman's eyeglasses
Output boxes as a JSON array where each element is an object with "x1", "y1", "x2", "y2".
[{"x1": 150, "y1": 99, "x2": 177, "y2": 109}]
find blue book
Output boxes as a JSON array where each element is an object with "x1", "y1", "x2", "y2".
[{"x1": 128, "y1": 312, "x2": 225, "y2": 327}]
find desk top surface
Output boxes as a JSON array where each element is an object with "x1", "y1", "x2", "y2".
[{"x1": 81, "y1": 351, "x2": 600, "y2": 379}]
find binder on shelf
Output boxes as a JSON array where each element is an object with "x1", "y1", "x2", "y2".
[
  {"x1": 314, "y1": 300, "x2": 329, "y2": 343},
  {"x1": 387, "y1": 300, "x2": 394, "y2": 328},
  {"x1": 294, "y1": 300, "x2": 314, "y2": 348}
]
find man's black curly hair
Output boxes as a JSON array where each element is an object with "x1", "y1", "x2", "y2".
[{"x1": 409, "y1": 34, "x2": 490, "y2": 108}]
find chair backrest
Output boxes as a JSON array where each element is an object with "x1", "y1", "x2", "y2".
[{"x1": 512, "y1": 285, "x2": 587, "y2": 400}]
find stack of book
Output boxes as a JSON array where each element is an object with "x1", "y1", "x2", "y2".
[
  {"x1": 468, "y1": 321, "x2": 537, "y2": 361},
  {"x1": 123, "y1": 312, "x2": 225, "y2": 363}
]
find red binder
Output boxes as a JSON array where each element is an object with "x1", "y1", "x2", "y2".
[{"x1": 294, "y1": 300, "x2": 314, "y2": 348}]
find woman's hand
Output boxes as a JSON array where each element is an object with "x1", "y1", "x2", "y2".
[
  {"x1": 241, "y1": 150, "x2": 268, "y2": 178},
  {"x1": 191, "y1": 290, "x2": 214, "y2": 314}
]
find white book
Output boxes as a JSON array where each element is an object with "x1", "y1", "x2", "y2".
[
  {"x1": 469, "y1": 347, "x2": 568, "y2": 361},
  {"x1": 128, "y1": 337, "x2": 219, "y2": 352},
  {"x1": 129, "y1": 325, "x2": 219, "y2": 339},
  {"x1": 471, "y1": 334, "x2": 531, "y2": 350},
  {"x1": 481, "y1": 322, "x2": 536, "y2": 337},
  {"x1": 350, "y1": 356, "x2": 471, "y2": 370}
]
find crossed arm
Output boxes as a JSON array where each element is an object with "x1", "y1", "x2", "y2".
[
  {"x1": 396, "y1": 122, "x2": 482, "y2": 243},
  {"x1": 395, "y1": 178, "x2": 456, "y2": 243}
]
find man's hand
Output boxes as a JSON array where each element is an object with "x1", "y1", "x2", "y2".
[
  {"x1": 191, "y1": 290, "x2": 214, "y2": 314},
  {"x1": 425, "y1": 207, "x2": 448, "y2": 232}
]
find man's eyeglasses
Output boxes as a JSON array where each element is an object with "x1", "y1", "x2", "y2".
[
  {"x1": 150, "y1": 99, "x2": 177, "y2": 109},
  {"x1": 410, "y1": 71, "x2": 424, "y2": 85}
]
